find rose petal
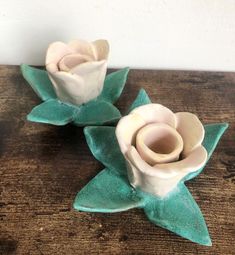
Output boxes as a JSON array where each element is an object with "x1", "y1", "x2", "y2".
[
  {"x1": 130, "y1": 104, "x2": 177, "y2": 128},
  {"x1": 116, "y1": 113, "x2": 146, "y2": 154},
  {"x1": 176, "y1": 112, "x2": 205, "y2": 156},
  {"x1": 70, "y1": 60, "x2": 106, "y2": 75},
  {"x1": 48, "y1": 60, "x2": 107, "y2": 105},
  {"x1": 126, "y1": 146, "x2": 187, "y2": 196},
  {"x1": 125, "y1": 156, "x2": 187, "y2": 197},
  {"x1": 70, "y1": 60, "x2": 107, "y2": 103},
  {"x1": 92, "y1": 40, "x2": 110, "y2": 60},
  {"x1": 127, "y1": 146, "x2": 178, "y2": 178},
  {"x1": 68, "y1": 39, "x2": 96, "y2": 60},
  {"x1": 58, "y1": 54, "x2": 94, "y2": 72},
  {"x1": 46, "y1": 42, "x2": 74, "y2": 73},
  {"x1": 127, "y1": 145, "x2": 207, "y2": 178},
  {"x1": 154, "y1": 145, "x2": 207, "y2": 173},
  {"x1": 48, "y1": 71, "x2": 85, "y2": 105},
  {"x1": 126, "y1": 145, "x2": 207, "y2": 196}
]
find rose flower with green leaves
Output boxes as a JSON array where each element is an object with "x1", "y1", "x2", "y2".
[
  {"x1": 21, "y1": 39, "x2": 129, "y2": 126},
  {"x1": 74, "y1": 89, "x2": 228, "y2": 246}
]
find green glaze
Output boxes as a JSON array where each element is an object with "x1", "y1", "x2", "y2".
[
  {"x1": 74, "y1": 168, "x2": 143, "y2": 213},
  {"x1": 97, "y1": 67, "x2": 130, "y2": 103},
  {"x1": 141, "y1": 184, "x2": 211, "y2": 246},
  {"x1": 84, "y1": 126, "x2": 126, "y2": 173},
  {"x1": 21, "y1": 64, "x2": 57, "y2": 101},
  {"x1": 27, "y1": 99, "x2": 76, "y2": 125},
  {"x1": 73, "y1": 100, "x2": 121, "y2": 126},
  {"x1": 83, "y1": 89, "x2": 151, "y2": 172},
  {"x1": 74, "y1": 90, "x2": 228, "y2": 245},
  {"x1": 184, "y1": 123, "x2": 229, "y2": 181},
  {"x1": 127, "y1": 88, "x2": 151, "y2": 113},
  {"x1": 21, "y1": 64, "x2": 129, "y2": 126}
]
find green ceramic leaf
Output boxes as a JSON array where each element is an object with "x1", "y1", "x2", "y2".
[
  {"x1": 73, "y1": 100, "x2": 121, "y2": 126},
  {"x1": 97, "y1": 67, "x2": 130, "y2": 103},
  {"x1": 27, "y1": 99, "x2": 76, "y2": 125},
  {"x1": 142, "y1": 184, "x2": 211, "y2": 246},
  {"x1": 21, "y1": 64, "x2": 57, "y2": 101},
  {"x1": 84, "y1": 126, "x2": 126, "y2": 174},
  {"x1": 127, "y1": 89, "x2": 151, "y2": 113},
  {"x1": 73, "y1": 168, "x2": 143, "y2": 213},
  {"x1": 21, "y1": 65, "x2": 130, "y2": 126},
  {"x1": 184, "y1": 123, "x2": 228, "y2": 181}
]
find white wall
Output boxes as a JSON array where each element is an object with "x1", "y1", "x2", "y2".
[{"x1": 0, "y1": 0, "x2": 235, "y2": 71}]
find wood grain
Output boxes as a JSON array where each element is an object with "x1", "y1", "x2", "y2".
[{"x1": 0, "y1": 66, "x2": 234, "y2": 255}]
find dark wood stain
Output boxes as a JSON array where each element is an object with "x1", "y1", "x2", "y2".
[{"x1": 0, "y1": 66, "x2": 234, "y2": 254}]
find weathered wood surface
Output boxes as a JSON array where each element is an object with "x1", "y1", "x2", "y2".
[{"x1": 0, "y1": 66, "x2": 234, "y2": 255}]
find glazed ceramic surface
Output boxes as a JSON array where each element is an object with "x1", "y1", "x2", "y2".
[
  {"x1": 74, "y1": 89, "x2": 228, "y2": 246},
  {"x1": 21, "y1": 64, "x2": 129, "y2": 126},
  {"x1": 116, "y1": 104, "x2": 207, "y2": 197},
  {"x1": 46, "y1": 39, "x2": 109, "y2": 106}
]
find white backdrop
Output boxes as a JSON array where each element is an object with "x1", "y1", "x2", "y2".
[{"x1": 1, "y1": 0, "x2": 235, "y2": 71}]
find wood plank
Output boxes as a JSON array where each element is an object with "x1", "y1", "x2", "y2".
[{"x1": 0, "y1": 66, "x2": 234, "y2": 254}]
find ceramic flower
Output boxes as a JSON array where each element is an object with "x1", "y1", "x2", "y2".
[
  {"x1": 74, "y1": 89, "x2": 228, "y2": 246},
  {"x1": 116, "y1": 104, "x2": 207, "y2": 197},
  {"x1": 46, "y1": 39, "x2": 109, "y2": 106},
  {"x1": 21, "y1": 39, "x2": 129, "y2": 126}
]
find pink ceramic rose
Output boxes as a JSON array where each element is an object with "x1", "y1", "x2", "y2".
[
  {"x1": 116, "y1": 104, "x2": 208, "y2": 197},
  {"x1": 46, "y1": 39, "x2": 109, "y2": 106}
]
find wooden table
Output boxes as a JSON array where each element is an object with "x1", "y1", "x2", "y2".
[{"x1": 0, "y1": 66, "x2": 234, "y2": 255}]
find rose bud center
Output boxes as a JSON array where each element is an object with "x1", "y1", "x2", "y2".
[
  {"x1": 136, "y1": 123, "x2": 183, "y2": 165},
  {"x1": 58, "y1": 54, "x2": 93, "y2": 72}
]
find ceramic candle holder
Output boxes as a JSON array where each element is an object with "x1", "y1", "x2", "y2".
[
  {"x1": 116, "y1": 104, "x2": 207, "y2": 197},
  {"x1": 21, "y1": 39, "x2": 129, "y2": 126},
  {"x1": 73, "y1": 89, "x2": 228, "y2": 246}
]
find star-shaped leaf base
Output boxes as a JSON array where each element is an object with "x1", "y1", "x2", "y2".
[
  {"x1": 73, "y1": 90, "x2": 228, "y2": 245},
  {"x1": 21, "y1": 64, "x2": 130, "y2": 126}
]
